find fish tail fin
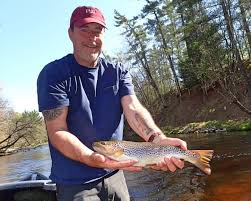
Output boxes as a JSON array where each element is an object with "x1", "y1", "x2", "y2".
[{"x1": 190, "y1": 150, "x2": 214, "y2": 175}]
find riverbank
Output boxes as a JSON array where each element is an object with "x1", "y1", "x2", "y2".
[
  {"x1": 124, "y1": 119, "x2": 251, "y2": 141},
  {"x1": 0, "y1": 143, "x2": 48, "y2": 157},
  {"x1": 2, "y1": 119, "x2": 251, "y2": 156},
  {"x1": 149, "y1": 82, "x2": 251, "y2": 135},
  {"x1": 162, "y1": 119, "x2": 251, "y2": 135}
]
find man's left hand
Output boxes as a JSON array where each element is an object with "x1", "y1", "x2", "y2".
[{"x1": 150, "y1": 137, "x2": 187, "y2": 172}]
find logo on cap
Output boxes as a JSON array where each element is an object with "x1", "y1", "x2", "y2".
[
  {"x1": 85, "y1": 8, "x2": 96, "y2": 14},
  {"x1": 70, "y1": 6, "x2": 106, "y2": 28}
]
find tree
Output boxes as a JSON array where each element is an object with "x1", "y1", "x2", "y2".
[
  {"x1": 114, "y1": 10, "x2": 166, "y2": 105},
  {"x1": 0, "y1": 97, "x2": 14, "y2": 147},
  {"x1": 0, "y1": 108, "x2": 46, "y2": 155},
  {"x1": 112, "y1": 0, "x2": 251, "y2": 116},
  {"x1": 219, "y1": 0, "x2": 251, "y2": 90},
  {"x1": 238, "y1": 0, "x2": 251, "y2": 54},
  {"x1": 141, "y1": 0, "x2": 182, "y2": 97}
]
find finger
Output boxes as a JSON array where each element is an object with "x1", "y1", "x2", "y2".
[
  {"x1": 161, "y1": 167, "x2": 168, "y2": 171},
  {"x1": 108, "y1": 159, "x2": 139, "y2": 169},
  {"x1": 167, "y1": 138, "x2": 187, "y2": 151},
  {"x1": 152, "y1": 161, "x2": 168, "y2": 172},
  {"x1": 180, "y1": 141, "x2": 187, "y2": 151},
  {"x1": 164, "y1": 157, "x2": 177, "y2": 172},
  {"x1": 149, "y1": 165, "x2": 161, "y2": 171},
  {"x1": 120, "y1": 166, "x2": 143, "y2": 171},
  {"x1": 159, "y1": 161, "x2": 169, "y2": 172},
  {"x1": 91, "y1": 152, "x2": 106, "y2": 163},
  {"x1": 171, "y1": 157, "x2": 184, "y2": 169}
]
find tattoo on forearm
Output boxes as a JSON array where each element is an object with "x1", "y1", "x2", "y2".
[
  {"x1": 135, "y1": 113, "x2": 153, "y2": 136},
  {"x1": 42, "y1": 108, "x2": 63, "y2": 121}
]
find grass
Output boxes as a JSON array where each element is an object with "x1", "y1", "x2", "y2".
[
  {"x1": 222, "y1": 119, "x2": 251, "y2": 131},
  {"x1": 163, "y1": 118, "x2": 251, "y2": 134}
]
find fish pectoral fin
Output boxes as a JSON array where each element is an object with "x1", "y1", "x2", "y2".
[
  {"x1": 112, "y1": 149, "x2": 124, "y2": 158},
  {"x1": 143, "y1": 164, "x2": 156, "y2": 169},
  {"x1": 145, "y1": 163, "x2": 157, "y2": 167}
]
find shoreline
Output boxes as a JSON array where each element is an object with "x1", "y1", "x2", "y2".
[
  {"x1": 163, "y1": 119, "x2": 251, "y2": 135},
  {"x1": 0, "y1": 143, "x2": 48, "y2": 157},
  {"x1": 1, "y1": 119, "x2": 250, "y2": 156}
]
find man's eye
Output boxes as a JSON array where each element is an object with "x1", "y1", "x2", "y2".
[
  {"x1": 80, "y1": 28, "x2": 88, "y2": 32},
  {"x1": 79, "y1": 28, "x2": 103, "y2": 36},
  {"x1": 95, "y1": 31, "x2": 102, "y2": 35}
]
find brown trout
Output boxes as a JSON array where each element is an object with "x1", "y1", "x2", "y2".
[{"x1": 92, "y1": 141, "x2": 214, "y2": 175}]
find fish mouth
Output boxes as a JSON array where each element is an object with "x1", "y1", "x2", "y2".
[
  {"x1": 92, "y1": 141, "x2": 111, "y2": 155},
  {"x1": 92, "y1": 142, "x2": 103, "y2": 151},
  {"x1": 92, "y1": 141, "x2": 123, "y2": 157},
  {"x1": 93, "y1": 141, "x2": 107, "y2": 148},
  {"x1": 92, "y1": 142, "x2": 99, "y2": 147}
]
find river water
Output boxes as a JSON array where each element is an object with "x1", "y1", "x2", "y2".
[{"x1": 0, "y1": 131, "x2": 251, "y2": 201}]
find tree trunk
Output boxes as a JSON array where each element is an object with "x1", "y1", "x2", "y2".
[
  {"x1": 238, "y1": 0, "x2": 251, "y2": 52},
  {"x1": 153, "y1": 11, "x2": 182, "y2": 98},
  {"x1": 219, "y1": 0, "x2": 251, "y2": 90},
  {"x1": 126, "y1": 38, "x2": 165, "y2": 106},
  {"x1": 216, "y1": 80, "x2": 251, "y2": 116}
]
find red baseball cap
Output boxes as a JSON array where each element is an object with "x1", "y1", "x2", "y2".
[{"x1": 70, "y1": 6, "x2": 106, "y2": 28}]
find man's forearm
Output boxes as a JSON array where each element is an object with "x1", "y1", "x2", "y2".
[
  {"x1": 48, "y1": 130, "x2": 93, "y2": 164},
  {"x1": 122, "y1": 95, "x2": 166, "y2": 142},
  {"x1": 43, "y1": 107, "x2": 94, "y2": 165},
  {"x1": 125, "y1": 105, "x2": 166, "y2": 142}
]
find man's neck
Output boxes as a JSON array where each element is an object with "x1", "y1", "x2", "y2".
[{"x1": 74, "y1": 54, "x2": 99, "y2": 68}]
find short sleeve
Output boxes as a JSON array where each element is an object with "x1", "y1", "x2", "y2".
[
  {"x1": 118, "y1": 63, "x2": 135, "y2": 98},
  {"x1": 37, "y1": 64, "x2": 69, "y2": 112}
]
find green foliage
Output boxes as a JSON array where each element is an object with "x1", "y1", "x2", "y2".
[
  {"x1": 221, "y1": 120, "x2": 251, "y2": 131},
  {"x1": 115, "y1": 9, "x2": 166, "y2": 106},
  {"x1": 179, "y1": 58, "x2": 200, "y2": 89},
  {"x1": 114, "y1": 0, "x2": 251, "y2": 89},
  {"x1": 203, "y1": 119, "x2": 251, "y2": 132},
  {"x1": 0, "y1": 109, "x2": 47, "y2": 154},
  {"x1": 163, "y1": 119, "x2": 251, "y2": 134},
  {"x1": 113, "y1": 0, "x2": 251, "y2": 116}
]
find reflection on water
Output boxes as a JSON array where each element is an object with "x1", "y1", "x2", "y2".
[
  {"x1": 0, "y1": 132, "x2": 251, "y2": 200},
  {"x1": 0, "y1": 145, "x2": 51, "y2": 183},
  {"x1": 125, "y1": 131, "x2": 251, "y2": 201},
  {"x1": 125, "y1": 167, "x2": 207, "y2": 201}
]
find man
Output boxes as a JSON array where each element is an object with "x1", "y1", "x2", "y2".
[{"x1": 37, "y1": 5, "x2": 187, "y2": 201}]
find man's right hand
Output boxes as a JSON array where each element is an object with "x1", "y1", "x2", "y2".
[{"x1": 87, "y1": 152, "x2": 143, "y2": 171}]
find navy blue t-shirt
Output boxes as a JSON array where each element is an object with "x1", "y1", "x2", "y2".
[{"x1": 37, "y1": 54, "x2": 135, "y2": 184}]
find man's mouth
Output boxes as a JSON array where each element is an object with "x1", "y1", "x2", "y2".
[
  {"x1": 86, "y1": 45, "x2": 98, "y2": 48},
  {"x1": 83, "y1": 43, "x2": 99, "y2": 48}
]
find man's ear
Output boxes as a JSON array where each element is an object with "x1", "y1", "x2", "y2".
[{"x1": 68, "y1": 28, "x2": 73, "y2": 42}]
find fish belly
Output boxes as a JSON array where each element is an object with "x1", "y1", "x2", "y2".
[{"x1": 134, "y1": 157, "x2": 163, "y2": 166}]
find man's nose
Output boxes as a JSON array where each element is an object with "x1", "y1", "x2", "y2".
[{"x1": 88, "y1": 33, "x2": 98, "y2": 41}]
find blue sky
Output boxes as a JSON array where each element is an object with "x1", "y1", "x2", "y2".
[{"x1": 0, "y1": 0, "x2": 144, "y2": 112}]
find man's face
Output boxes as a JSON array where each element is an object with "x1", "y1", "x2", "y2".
[{"x1": 69, "y1": 22, "x2": 105, "y2": 67}]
